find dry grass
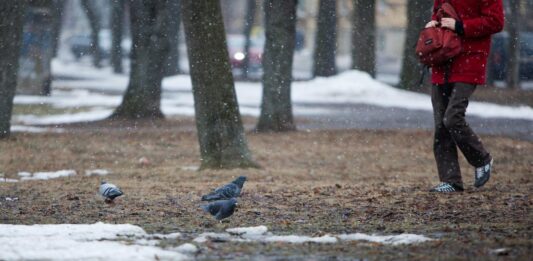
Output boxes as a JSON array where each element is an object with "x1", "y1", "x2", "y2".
[{"x1": 1, "y1": 119, "x2": 531, "y2": 260}]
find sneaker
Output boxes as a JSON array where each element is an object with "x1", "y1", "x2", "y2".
[
  {"x1": 429, "y1": 182, "x2": 463, "y2": 193},
  {"x1": 474, "y1": 159, "x2": 493, "y2": 188}
]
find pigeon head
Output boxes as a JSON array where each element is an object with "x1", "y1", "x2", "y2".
[
  {"x1": 100, "y1": 181, "x2": 107, "y2": 185},
  {"x1": 232, "y1": 176, "x2": 247, "y2": 188},
  {"x1": 229, "y1": 197, "x2": 238, "y2": 205}
]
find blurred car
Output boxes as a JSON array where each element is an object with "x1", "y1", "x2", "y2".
[
  {"x1": 68, "y1": 29, "x2": 131, "y2": 60},
  {"x1": 227, "y1": 34, "x2": 264, "y2": 72},
  {"x1": 489, "y1": 31, "x2": 533, "y2": 80}
]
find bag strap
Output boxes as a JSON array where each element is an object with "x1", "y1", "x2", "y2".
[{"x1": 437, "y1": 1, "x2": 460, "y2": 22}]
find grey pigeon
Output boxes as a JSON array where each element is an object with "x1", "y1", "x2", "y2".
[
  {"x1": 99, "y1": 181, "x2": 123, "y2": 203},
  {"x1": 201, "y1": 176, "x2": 246, "y2": 201},
  {"x1": 201, "y1": 198, "x2": 238, "y2": 221}
]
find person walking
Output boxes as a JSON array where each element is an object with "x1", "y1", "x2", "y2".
[{"x1": 425, "y1": 0, "x2": 504, "y2": 192}]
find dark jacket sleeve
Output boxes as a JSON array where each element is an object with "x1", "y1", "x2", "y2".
[{"x1": 462, "y1": 0, "x2": 504, "y2": 38}]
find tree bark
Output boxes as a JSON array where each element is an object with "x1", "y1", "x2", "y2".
[
  {"x1": 51, "y1": 0, "x2": 65, "y2": 58},
  {"x1": 398, "y1": 0, "x2": 433, "y2": 90},
  {"x1": 163, "y1": 0, "x2": 182, "y2": 76},
  {"x1": 0, "y1": 1, "x2": 26, "y2": 139},
  {"x1": 256, "y1": 0, "x2": 297, "y2": 132},
  {"x1": 111, "y1": 0, "x2": 124, "y2": 73},
  {"x1": 351, "y1": 0, "x2": 376, "y2": 77},
  {"x1": 182, "y1": 0, "x2": 259, "y2": 169},
  {"x1": 110, "y1": 0, "x2": 171, "y2": 119},
  {"x1": 506, "y1": 0, "x2": 520, "y2": 89},
  {"x1": 241, "y1": 0, "x2": 257, "y2": 79},
  {"x1": 313, "y1": 0, "x2": 337, "y2": 77},
  {"x1": 80, "y1": 0, "x2": 101, "y2": 68}
]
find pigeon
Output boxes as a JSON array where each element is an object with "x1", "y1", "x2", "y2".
[
  {"x1": 201, "y1": 198, "x2": 238, "y2": 221},
  {"x1": 201, "y1": 176, "x2": 247, "y2": 201},
  {"x1": 99, "y1": 181, "x2": 123, "y2": 203}
]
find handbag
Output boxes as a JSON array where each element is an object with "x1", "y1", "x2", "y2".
[{"x1": 415, "y1": 1, "x2": 462, "y2": 67}]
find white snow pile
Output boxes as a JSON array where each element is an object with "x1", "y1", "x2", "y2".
[
  {"x1": 0, "y1": 223, "x2": 191, "y2": 261},
  {"x1": 17, "y1": 169, "x2": 77, "y2": 181},
  {"x1": 10, "y1": 61, "x2": 533, "y2": 128},
  {"x1": 194, "y1": 226, "x2": 432, "y2": 245}
]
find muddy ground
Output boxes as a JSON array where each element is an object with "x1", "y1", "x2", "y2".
[{"x1": 1, "y1": 118, "x2": 531, "y2": 260}]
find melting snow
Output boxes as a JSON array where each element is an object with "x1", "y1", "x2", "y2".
[
  {"x1": 19, "y1": 170, "x2": 77, "y2": 181},
  {"x1": 0, "y1": 178, "x2": 19, "y2": 183},
  {"x1": 195, "y1": 226, "x2": 432, "y2": 245},
  {"x1": 85, "y1": 169, "x2": 111, "y2": 176},
  {"x1": 0, "y1": 223, "x2": 189, "y2": 261}
]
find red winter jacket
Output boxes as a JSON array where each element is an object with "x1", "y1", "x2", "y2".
[{"x1": 431, "y1": 0, "x2": 504, "y2": 85}]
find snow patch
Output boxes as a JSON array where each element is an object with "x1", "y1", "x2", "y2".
[
  {"x1": 180, "y1": 165, "x2": 199, "y2": 171},
  {"x1": 0, "y1": 178, "x2": 19, "y2": 183},
  {"x1": 172, "y1": 243, "x2": 199, "y2": 254},
  {"x1": 195, "y1": 226, "x2": 431, "y2": 245},
  {"x1": 338, "y1": 233, "x2": 433, "y2": 245},
  {"x1": 20, "y1": 170, "x2": 76, "y2": 181},
  {"x1": 10, "y1": 125, "x2": 65, "y2": 133},
  {"x1": 85, "y1": 169, "x2": 111, "y2": 176},
  {"x1": 0, "y1": 223, "x2": 189, "y2": 261}
]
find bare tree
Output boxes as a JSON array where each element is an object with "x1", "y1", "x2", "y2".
[
  {"x1": 80, "y1": 0, "x2": 102, "y2": 68},
  {"x1": 163, "y1": 0, "x2": 182, "y2": 76},
  {"x1": 399, "y1": 0, "x2": 433, "y2": 90},
  {"x1": 351, "y1": 0, "x2": 376, "y2": 77},
  {"x1": 110, "y1": 0, "x2": 125, "y2": 73},
  {"x1": 0, "y1": 1, "x2": 26, "y2": 139},
  {"x1": 241, "y1": 0, "x2": 257, "y2": 79},
  {"x1": 256, "y1": 0, "x2": 297, "y2": 132},
  {"x1": 51, "y1": 0, "x2": 65, "y2": 58},
  {"x1": 313, "y1": 0, "x2": 337, "y2": 77},
  {"x1": 182, "y1": 0, "x2": 259, "y2": 169},
  {"x1": 506, "y1": 0, "x2": 520, "y2": 89},
  {"x1": 110, "y1": 0, "x2": 173, "y2": 119}
]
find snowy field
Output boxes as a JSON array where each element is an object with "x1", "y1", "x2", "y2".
[
  {"x1": 10, "y1": 59, "x2": 533, "y2": 130},
  {"x1": 0, "y1": 223, "x2": 432, "y2": 260}
]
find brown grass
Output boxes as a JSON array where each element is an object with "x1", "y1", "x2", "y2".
[{"x1": 1, "y1": 119, "x2": 531, "y2": 260}]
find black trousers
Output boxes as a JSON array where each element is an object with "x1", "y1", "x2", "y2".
[{"x1": 431, "y1": 83, "x2": 492, "y2": 188}]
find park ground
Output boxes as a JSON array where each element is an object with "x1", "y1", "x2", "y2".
[{"x1": 0, "y1": 117, "x2": 531, "y2": 260}]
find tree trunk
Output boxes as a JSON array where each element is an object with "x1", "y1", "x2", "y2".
[
  {"x1": 182, "y1": 0, "x2": 259, "y2": 169},
  {"x1": 256, "y1": 0, "x2": 297, "y2": 132},
  {"x1": 163, "y1": 0, "x2": 182, "y2": 76},
  {"x1": 506, "y1": 0, "x2": 520, "y2": 89},
  {"x1": 51, "y1": 0, "x2": 65, "y2": 58},
  {"x1": 398, "y1": 0, "x2": 433, "y2": 90},
  {"x1": 241, "y1": 0, "x2": 257, "y2": 79},
  {"x1": 313, "y1": 0, "x2": 337, "y2": 77},
  {"x1": 351, "y1": 0, "x2": 376, "y2": 77},
  {"x1": 80, "y1": 0, "x2": 101, "y2": 68},
  {"x1": 0, "y1": 1, "x2": 25, "y2": 139},
  {"x1": 111, "y1": 0, "x2": 124, "y2": 73},
  {"x1": 110, "y1": 0, "x2": 171, "y2": 119}
]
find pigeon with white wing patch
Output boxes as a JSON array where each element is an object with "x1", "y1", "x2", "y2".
[{"x1": 99, "y1": 181, "x2": 123, "y2": 203}]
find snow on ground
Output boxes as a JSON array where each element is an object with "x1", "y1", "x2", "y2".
[
  {"x1": 11, "y1": 60, "x2": 533, "y2": 129},
  {"x1": 194, "y1": 226, "x2": 432, "y2": 245},
  {"x1": 18, "y1": 170, "x2": 77, "y2": 181},
  {"x1": 85, "y1": 169, "x2": 111, "y2": 176},
  {"x1": 0, "y1": 223, "x2": 432, "y2": 260},
  {"x1": 0, "y1": 223, "x2": 189, "y2": 261}
]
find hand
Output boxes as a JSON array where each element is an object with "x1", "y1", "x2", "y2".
[
  {"x1": 425, "y1": 20, "x2": 439, "y2": 28},
  {"x1": 440, "y1": 18, "x2": 456, "y2": 31}
]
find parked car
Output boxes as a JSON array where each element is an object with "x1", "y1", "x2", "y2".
[
  {"x1": 227, "y1": 34, "x2": 264, "y2": 72},
  {"x1": 489, "y1": 31, "x2": 533, "y2": 80},
  {"x1": 68, "y1": 29, "x2": 131, "y2": 60}
]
